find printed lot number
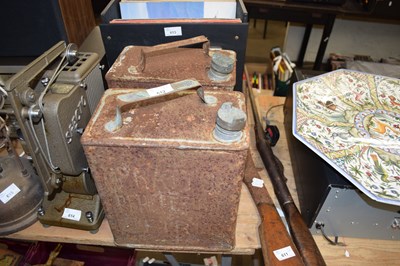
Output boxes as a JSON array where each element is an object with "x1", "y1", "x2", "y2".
[
  {"x1": 0, "y1": 183, "x2": 21, "y2": 204},
  {"x1": 62, "y1": 208, "x2": 82, "y2": 221},
  {"x1": 273, "y1": 246, "x2": 296, "y2": 261},
  {"x1": 147, "y1": 84, "x2": 174, "y2": 97},
  {"x1": 164, "y1": 26, "x2": 182, "y2": 37}
]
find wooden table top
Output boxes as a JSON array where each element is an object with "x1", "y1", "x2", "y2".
[
  {"x1": 5, "y1": 184, "x2": 260, "y2": 255},
  {"x1": 4, "y1": 66, "x2": 400, "y2": 264},
  {"x1": 245, "y1": 63, "x2": 400, "y2": 265}
]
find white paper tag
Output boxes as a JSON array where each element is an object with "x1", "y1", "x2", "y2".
[
  {"x1": 0, "y1": 183, "x2": 21, "y2": 204},
  {"x1": 251, "y1": 177, "x2": 264, "y2": 188},
  {"x1": 164, "y1": 26, "x2": 182, "y2": 37},
  {"x1": 147, "y1": 84, "x2": 174, "y2": 97},
  {"x1": 62, "y1": 208, "x2": 82, "y2": 221},
  {"x1": 203, "y1": 255, "x2": 218, "y2": 266},
  {"x1": 273, "y1": 246, "x2": 296, "y2": 261},
  {"x1": 344, "y1": 250, "x2": 350, "y2": 257}
]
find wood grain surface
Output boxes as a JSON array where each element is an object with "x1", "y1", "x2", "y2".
[
  {"x1": 58, "y1": 0, "x2": 96, "y2": 46},
  {"x1": 248, "y1": 63, "x2": 400, "y2": 266},
  {"x1": 4, "y1": 64, "x2": 400, "y2": 264}
]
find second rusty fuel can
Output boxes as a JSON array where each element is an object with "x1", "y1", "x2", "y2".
[
  {"x1": 105, "y1": 36, "x2": 237, "y2": 91},
  {"x1": 81, "y1": 80, "x2": 249, "y2": 251}
]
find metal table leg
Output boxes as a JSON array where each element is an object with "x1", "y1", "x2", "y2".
[
  {"x1": 163, "y1": 253, "x2": 180, "y2": 266},
  {"x1": 297, "y1": 24, "x2": 313, "y2": 68},
  {"x1": 221, "y1": 255, "x2": 232, "y2": 266},
  {"x1": 313, "y1": 14, "x2": 336, "y2": 70}
]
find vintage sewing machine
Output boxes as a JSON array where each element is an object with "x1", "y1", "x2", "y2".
[{"x1": 0, "y1": 41, "x2": 105, "y2": 235}]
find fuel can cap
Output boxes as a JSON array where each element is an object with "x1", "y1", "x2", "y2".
[
  {"x1": 213, "y1": 102, "x2": 246, "y2": 143},
  {"x1": 208, "y1": 53, "x2": 235, "y2": 81}
]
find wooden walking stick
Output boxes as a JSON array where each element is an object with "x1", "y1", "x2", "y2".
[
  {"x1": 244, "y1": 153, "x2": 304, "y2": 265},
  {"x1": 246, "y1": 86, "x2": 326, "y2": 266}
]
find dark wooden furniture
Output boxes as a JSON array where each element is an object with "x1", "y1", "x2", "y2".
[
  {"x1": 244, "y1": 0, "x2": 399, "y2": 70},
  {"x1": 99, "y1": 0, "x2": 249, "y2": 91},
  {"x1": 0, "y1": 0, "x2": 96, "y2": 58}
]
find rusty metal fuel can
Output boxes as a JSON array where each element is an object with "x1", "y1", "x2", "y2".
[
  {"x1": 81, "y1": 80, "x2": 249, "y2": 251},
  {"x1": 105, "y1": 36, "x2": 237, "y2": 90}
]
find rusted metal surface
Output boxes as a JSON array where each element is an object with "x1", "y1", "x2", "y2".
[
  {"x1": 137, "y1": 36, "x2": 210, "y2": 72},
  {"x1": 105, "y1": 79, "x2": 202, "y2": 132},
  {"x1": 105, "y1": 37, "x2": 236, "y2": 90},
  {"x1": 81, "y1": 89, "x2": 249, "y2": 251}
]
